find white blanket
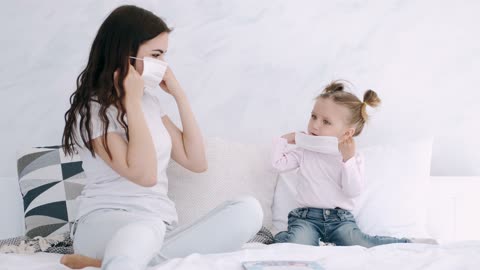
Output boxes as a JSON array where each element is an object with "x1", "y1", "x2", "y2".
[{"x1": 1, "y1": 242, "x2": 479, "y2": 270}]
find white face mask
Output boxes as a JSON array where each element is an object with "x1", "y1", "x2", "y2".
[
  {"x1": 130, "y1": 56, "x2": 168, "y2": 89},
  {"x1": 295, "y1": 132, "x2": 340, "y2": 155}
]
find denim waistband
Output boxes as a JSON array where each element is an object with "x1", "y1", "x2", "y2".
[{"x1": 292, "y1": 207, "x2": 353, "y2": 221}]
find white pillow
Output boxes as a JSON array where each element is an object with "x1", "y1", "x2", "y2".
[
  {"x1": 271, "y1": 170, "x2": 299, "y2": 235},
  {"x1": 167, "y1": 137, "x2": 278, "y2": 229},
  {"x1": 271, "y1": 139, "x2": 433, "y2": 238}
]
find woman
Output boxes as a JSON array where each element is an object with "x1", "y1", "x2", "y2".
[{"x1": 61, "y1": 5, "x2": 263, "y2": 270}]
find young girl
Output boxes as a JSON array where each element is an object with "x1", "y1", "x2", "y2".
[
  {"x1": 272, "y1": 80, "x2": 434, "y2": 247},
  {"x1": 60, "y1": 5, "x2": 262, "y2": 270}
]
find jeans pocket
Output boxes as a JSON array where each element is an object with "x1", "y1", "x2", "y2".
[
  {"x1": 288, "y1": 208, "x2": 301, "y2": 220},
  {"x1": 343, "y1": 212, "x2": 355, "y2": 222},
  {"x1": 336, "y1": 211, "x2": 348, "y2": 221}
]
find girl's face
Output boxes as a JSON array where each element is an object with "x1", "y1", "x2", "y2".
[
  {"x1": 308, "y1": 98, "x2": 355, "y2": 140},
  {"x1": 134, "y1": 32, "x2": 169, "y2": 74}
]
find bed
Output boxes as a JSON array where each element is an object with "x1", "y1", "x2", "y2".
[
  {"x1": 2, "y1": 138, "x2": 480, "y2": 269},
  {"x1": 1, "y1": 241, "x2": 480, "y2": 270}
]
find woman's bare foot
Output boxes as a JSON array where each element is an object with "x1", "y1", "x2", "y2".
[{"x1": 60, "y1": 254, "x2": 102, "y2": 269}]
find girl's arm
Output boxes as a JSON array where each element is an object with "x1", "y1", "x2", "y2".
[
  {"x1": 340, "y1": 153, "x2": 365, "y2": 197},
  {"x1": 161, "y1": 68, "x2": 207, "y2": 173},
  {"x1": 339, "y1": 137, "x2": 364, "y2": 197},
  {"x1": 271, "y1": 135, "x2": 303, "y2": 172}
]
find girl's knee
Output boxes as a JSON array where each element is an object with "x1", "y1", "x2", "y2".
[
  {"x1": 330, "y1": 224, "x2": 364, "y2": 246},
  {"x1": 274, "y1": 230, "x2": 319, "y2": 246}
]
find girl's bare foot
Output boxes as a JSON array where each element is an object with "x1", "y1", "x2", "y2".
[
  {"x1": 60, "y1": 254, "x2": 102, "y2": 269},
  {"x1": 409, "y1": 238, "x2": 439, "y2": 245}
]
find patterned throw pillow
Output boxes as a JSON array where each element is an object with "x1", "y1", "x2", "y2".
[
  {"x1": 16, "y1": 146, "x2": 86, "y2": 238},
  {"x1": 247, "y1": 226, "x2": 274, "y2": 244}
]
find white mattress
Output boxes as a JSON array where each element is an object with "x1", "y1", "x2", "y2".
[{"x1": 1, "y1": 242, "x2": 480, "y2": 270}]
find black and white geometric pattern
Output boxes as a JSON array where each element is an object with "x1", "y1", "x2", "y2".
[
  {"x1": 16, "y1": 146, "x2": 86, "y2": 238},
  {"x1": 247, "y1": 226, "x2": 275, "y2": 244},
  {"x1": 0, "y1": 232, "x2": 73, "y2": 254}
]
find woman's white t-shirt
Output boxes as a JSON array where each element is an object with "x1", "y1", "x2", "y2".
[{"x1": 74, "y1": 89, "x2": 177, "y2": 226}]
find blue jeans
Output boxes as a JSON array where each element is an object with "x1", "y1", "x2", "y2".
[{"x1": 274, "y1": 207, "x2": 410, "y2": 248}]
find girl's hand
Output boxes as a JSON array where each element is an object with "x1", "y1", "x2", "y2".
[
  {"x1": 114, "y1": 64, "x2": 144, "y2": 105},
  {"x1": 339, "y1": 136, "x2": 356, "y2": 162},
  {"x1": 160, "y1": 67, "x2": 182, "y2": 96},
  {"x1": 281, "y1": 132, "x2": 296, "y2": 144}
]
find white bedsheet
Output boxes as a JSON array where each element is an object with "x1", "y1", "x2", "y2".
[
  {"x1": 1, "y1": 242, "x2": 479, "y2": 270},
  {"x1": 0, "y1": 252, "x2": 65, "y2": 270}
]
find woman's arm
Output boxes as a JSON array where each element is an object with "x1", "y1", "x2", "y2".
[
  {"x1": 92, "y1": 65, "x2": 158, "y2": 187},
  {"x1": 160, "y1": 68, "x2": 207, "y2": 173}
]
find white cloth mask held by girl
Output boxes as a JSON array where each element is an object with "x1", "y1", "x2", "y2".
[{"x1": 295, "y1": 132, "x2": 340, "y2": 155}]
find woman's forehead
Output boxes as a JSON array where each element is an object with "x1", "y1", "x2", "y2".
[{"x1": 142, "y1": 32, "x2": 169, "y2": 51}]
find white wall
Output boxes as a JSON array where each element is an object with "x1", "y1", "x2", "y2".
[{"x1": 1, "y1": 0, "x2": 479, "y2": 177}]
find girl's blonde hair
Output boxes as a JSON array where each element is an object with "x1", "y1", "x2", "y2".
[{"x1": 317, "y1": 80, "x2": 381, "y2": 136}]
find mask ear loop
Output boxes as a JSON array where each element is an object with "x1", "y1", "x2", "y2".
[{"x1": 129, "y1": 56, "x2": 143, "y2": 66}]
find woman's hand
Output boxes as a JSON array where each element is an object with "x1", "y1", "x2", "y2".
[
  {"x1": 281, "y1": 132, "x2": 296, "y2": 144},
  {"x1": 339, "y1": 136, "x2": 356, "y2": 162},
  {"x1": 114, "y1": 64, "x2": 144, "y2": 105},
  {"x1": 160, "y1": 67, "x2": 182, "y2": 97},
  {"x1": 160, "y1": 66, "x2": 207, "y2": 173}
]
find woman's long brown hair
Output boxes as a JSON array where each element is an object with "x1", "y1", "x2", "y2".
[{"x1": 62, "y1": 5, "x2": 171, "y2": 159}]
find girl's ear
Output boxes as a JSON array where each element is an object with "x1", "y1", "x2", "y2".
[{"x1": 343, "y1": 127, "x2": 356, "y2": 139}]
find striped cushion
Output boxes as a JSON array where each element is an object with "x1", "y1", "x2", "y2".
[{"x1": 16, "y1": 146, "x2": 86, "y2": 238}]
